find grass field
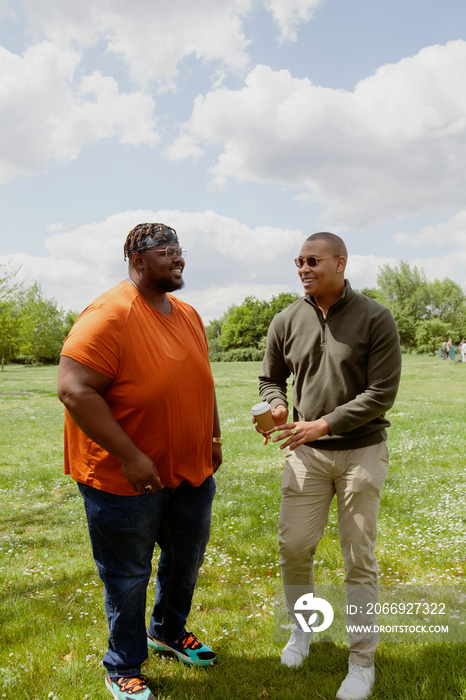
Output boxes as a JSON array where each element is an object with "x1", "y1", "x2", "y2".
[{"x1": 0, "y1": 356, "x2": 465, "y2": 700}]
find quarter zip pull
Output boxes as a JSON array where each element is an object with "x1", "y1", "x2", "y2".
[{"x1": 321, "y1": 318, "x2": 326, "y2": 345}]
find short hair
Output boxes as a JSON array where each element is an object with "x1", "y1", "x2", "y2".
[{"x1": 305, "y1": 232, "x2": 348, "y2": 259}]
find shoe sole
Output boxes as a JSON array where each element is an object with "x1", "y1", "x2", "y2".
[
  {"x1": 147, "y1": 636, "x2": 216, "y2": 667},
  {"x1": 105, "y1": 676, "x2": 117, "y2": 699},
  {"x1": 105, "y1": 676, "x2": 155, "y2": 700}
]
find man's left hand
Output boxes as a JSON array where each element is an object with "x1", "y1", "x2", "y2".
[{"x1": 271, "y1": 418, "x2": 330, "y2": 451}]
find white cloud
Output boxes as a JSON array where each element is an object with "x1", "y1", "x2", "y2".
[
  {"x1": 0, "y1": 210, "x2": 306, "y2": 320},
  {"x1": 2, "y1": 0, "x2": 323, "y2": 90},
  {"x1": 44, "y1": 212, "x2": 135, "y2": 263},
  {"x1": 178, "y1": 282, "x2": 295, "y2": 322},
  {"x1": 158, "y1": 209, "x2": 304, "y2": 260},
  {"x1": 76, "y1": 72, "x2": 159, "y2": 147},
  {"x1": 263, "y1": 0, "x2": 324, "y2": 43},
  {"x1": 165, "y1": 133, "x2": 204, "y2": 161},
  {"x1": 345, "y1": 254, "x2": 397, "y2": 290},
  {"x1": 171, "y1": 41, "x2": 466, "y2": 229},
  {"x1": 10, "y1": 0, "x2": 253, "y2": 89},
  {"x1": 410, "y1": 250, "x2": 466, "y2": 288},
  {"x1": 392, "y1": 211, "x2": 466, "y2": 288},
  {"x1": 395, "y1": 210, "x2": 466, "y2": 248},
  {"x1": 0, "y1": 0, "x2": 328, "y2": 183},
  {"x1": 5, "y1": 208, "x2": 464, "y2": 322},
  {"x1": 0, "y1": 41, "x2": 159, "y2": 183}
]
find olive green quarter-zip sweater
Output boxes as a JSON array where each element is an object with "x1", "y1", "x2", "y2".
[{"x1": 259, "y1": 281, "x2": 402, "y2": 450}]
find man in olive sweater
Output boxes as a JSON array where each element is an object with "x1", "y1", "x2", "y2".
[{"x1": 258, "y1": 232, "x2": 401, "y2": 700}]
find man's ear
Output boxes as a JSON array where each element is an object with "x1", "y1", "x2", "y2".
[
  {"x1": 130, "y1": 252, "x2": 145, "y2": 271},
  {"x1": 336, "y1": 256, "x2": 347, "y2": 275}
]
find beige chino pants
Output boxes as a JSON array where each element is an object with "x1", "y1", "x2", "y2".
[{"x1": 279, "y1": 441, "x2": 389, "y2": 666}]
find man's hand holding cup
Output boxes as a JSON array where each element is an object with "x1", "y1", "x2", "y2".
[{"x1": 251, "y1": 402, "x2": 288, "y2": 444}]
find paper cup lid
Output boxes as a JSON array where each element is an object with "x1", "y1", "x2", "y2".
[{"x1": 251, "y1": 401, "x2": 272, "y2": 416}]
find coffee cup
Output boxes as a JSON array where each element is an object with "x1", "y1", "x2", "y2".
[{"x1": 251, "y1": 401, "x2": 276, "y2": 433}]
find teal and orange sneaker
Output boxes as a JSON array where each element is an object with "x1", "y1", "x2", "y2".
[
  {"x1": 105, "y1": 674, "x2": 156, "y2": 700},
  {"x1": 147, "y1": 630, "x2": 216, "y2": 667}
]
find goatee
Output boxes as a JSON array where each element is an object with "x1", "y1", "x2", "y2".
[{"x1": 155, "y1": 278, "x2": 185, "y2": 294}]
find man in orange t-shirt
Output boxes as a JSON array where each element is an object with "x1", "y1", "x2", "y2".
[{"x1": 57, "y1": 223, "x2": 222, "y2": 700}]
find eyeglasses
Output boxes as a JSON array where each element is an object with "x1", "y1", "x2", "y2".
[
  {"x1": 145, "y1": 246, "x2": 186, "y2": 258},
  {"x1": 294, "y1": 254, "x2": 339, "y2": 268}
]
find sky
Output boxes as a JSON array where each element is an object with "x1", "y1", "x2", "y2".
[{"x1": 1, "y1": 0, "x2": 466, "y2": 322}]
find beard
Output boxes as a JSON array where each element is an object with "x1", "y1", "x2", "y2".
[{"x1": 154, "y1": 277, "x2": 185, "y2": 294}]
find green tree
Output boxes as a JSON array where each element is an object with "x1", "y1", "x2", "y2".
[
  {"x1": 218, "y1": 293, "x2": 301, "y2": 352},
  {"x1": 0, "y1": 264, "x2": 22, "y2": 369},
  {"x1": 0, "y1": 299, "x2": 21, "y2": 369},
  {"x1": 415, "y1": 319, "x2": 454, "y2": 356},
  {"x1": 377, "y1": 260, "x2": 429, "y2": 315},
  {"x1": 205, "y1": 318, "x2": 223, "y2": 356},
  {"x1": 424, "y1": 278, "x2": 465, "y2": 326},
  {"x1": 219, "y1": 296, "x2": 271, "y2": 350},
  {"x1": 269, "y1": 292, "x2": 300, "y2": 315},
  {"x1": 359, "y1": 287, "x2": 387, "y2": 304},
  {"x1": 19, "y1": 283, "x2": 66, "y2": 364},
  {"x1": 63, "y1": 310, "x2": 79, "y2": 336},
  {"x1": 377, "y1": 261, "x2": 430, "y2": 348},
  {"x1": 376, "y1": 261, "x2": 466, "y2": 352}
]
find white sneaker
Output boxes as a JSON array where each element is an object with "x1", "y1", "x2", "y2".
[
  {"x1": 280, "y1": 626, "x2": 313, "y2": 668},
  {"x1": 336, "y1": 662, "x2": 375, "y2": 700}
]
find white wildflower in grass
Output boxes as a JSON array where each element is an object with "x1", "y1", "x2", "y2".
[{"x1": 2, "y1": 358, "x2": 466, "y2": 698}]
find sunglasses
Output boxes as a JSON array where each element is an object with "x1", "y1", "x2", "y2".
[
  {"x1": 145, "y1": 246, "x2": 186, "y2": 258},
  {"x1": 294, "y1": 254, "x2": 339, "y2": 268}
]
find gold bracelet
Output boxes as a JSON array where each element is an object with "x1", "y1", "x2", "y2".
[{"x1": 212, "y1": 437, "x2": 223, "y2": 445}]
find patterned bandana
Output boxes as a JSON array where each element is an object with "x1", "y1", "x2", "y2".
[{"x1": 124, "y1": 223, "x2": 179, "y2": 260}]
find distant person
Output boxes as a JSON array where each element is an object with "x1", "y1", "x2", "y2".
[
  {"x1": 256, "y1": 232, "x2": 401, "y2": 700},
  {"x1": 448, "y1": 337, "x2": 455, "y2": 361},
  {"x1": 442, "y1": 341, "x2": 448, "y2": 360},
  {"x1": 461, "y1": 339, "x2": 466, "y2": 362},
  {"x1": 57, "y1": 223, "x2": 222, "y2": 700}
]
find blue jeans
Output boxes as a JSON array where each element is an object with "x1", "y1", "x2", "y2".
[{"x1": 78, "y1": 476, "x2": 215, "y2": 678}]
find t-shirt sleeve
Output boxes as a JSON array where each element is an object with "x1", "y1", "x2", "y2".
[{"x1": 61, "y1": 305, "x2": 121, "y2": 379}]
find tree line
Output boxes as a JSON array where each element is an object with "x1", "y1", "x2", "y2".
[
  {"x1": 206, "y1": 261, "x2": 466, "y2": 360},
  {"x1": 1, "y1": 260, "x2": 465, "y2": 368},
  {"x1": 0, "y1": 265, "x2": 77, "y2": 369}
]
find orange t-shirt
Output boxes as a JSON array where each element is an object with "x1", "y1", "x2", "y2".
[{"x1": 61, "y1": 281, "x2": 215, "y2": 496}]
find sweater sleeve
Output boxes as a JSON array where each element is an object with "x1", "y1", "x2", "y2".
[
  {"x1": 322, "y1": 307, "x2": 401, "y2": 435},
  {"x1": 258, "y1": 316, "x2": 291, "y2": 409}
]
